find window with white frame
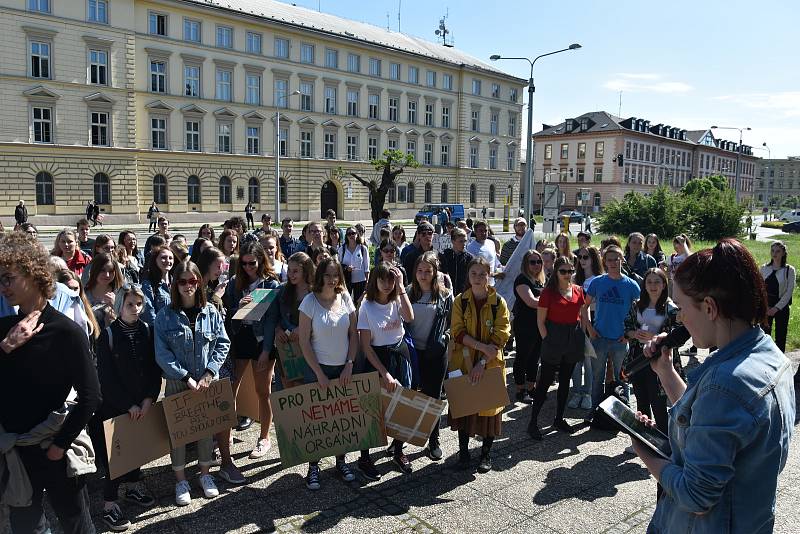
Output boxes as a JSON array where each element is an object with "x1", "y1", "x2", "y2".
[
  {"x1": 390, "y1": 62, "x2": 400, "y2": 81},
  {"x1": 246, "y1": 74, "x2": 261, "y2": 105},
  {"x1": 426, "y1": 70, "x2": 436, "y2": 88},
  {"x1": 29, "y1": 0, "x2": 50, "y2": 13},
  {"x1": 440, "y1": 182, "x2": 448, "y2": 202},
  {"x1": 544, "y1": 144, "x2": 552, "y2": 159},
  {"x1": 471, "y1": 110, "x2": 480, "y2": 132},
  {"x1": 387, "y1": 138, "x2": 398, "y2": 151},
  {"x1": 469, "y1": 145, "x2": 478, "y2": 168},
  {"x1": 184, "y1": 19, "x2": 201, "y2": 42},
  {"x1": 185, "y1": 120, "x2": 200, "y2": 151},
  {"x1": 508, "y1": 113, "x2": 517, "y2": 136},
  {"x1": 184, "y1": 64, "x2": 200, "y2": 97},
  {"x1": 491, "y1": 83, "x2": 500, "y2": 98},
  {"x1": 324, "y1": 86, "x2": 336, "y2": 114},
  {"x1": 93, "y1": 173, "x2": 110, "y2": 204},
  {"x1": 217, "y1": 122, "x2": 231, "y2": 153},
  {"x1": 407, "y1": 140, "x2": 416, "y2": 158},
  {"x1": 30, "y1": 41, "x2": 51, "y2": 79},
  {"x1": 443, "y1": 74, "x2": 453, "y2": 90},
  {"x1": 424, "y1": 104, "x2": 433, "y2": 127},
  {"x1": 347, "y1": 53, "x2": 360, "y2": 73},
  {"x1": 216, "y1": 26, "x2": 233, "y2": 48},
  {"x1": 407, "y1": 100, "x2": 417, "y2": 124},
  {"x1": 150, "y1": 60, "x2": 166, "y2": 93},
  {"x1": 423, "y1": 142, "x2": 432, "y2": 165},
  {"x1": 153, "y1": 174, "x2": 167, "y2": 203},
  {"x1": 35, "y1": 171, "x2": 54, "y2": 205},
  {"x1": 90, "y1": 111, "x2": 109, "y2": 146},
  {"x1": 506, "y1": 147, "x2": 514, "y2": 170},
  {"x1": 407, "y1": 182, "x2": 415, "y2": 203},
  {"x1": 388, "y1": 97, "x2": 398, "y2": 122},
  {"x1": 325, "y1": 48, "x2": 338, "y2": 68},
  {"x1": 594, "y1": 166, "x2": 603, "y2": 182},
  {"x1": 88, "y1": 49, "x2": 108, "y2": 85},
  {"x1": 347, "y1": 89, "x2": 359, "y2": 117},
  {"x1": 369, "y1": 58, "x2": 381, "y2": 76},
  {"x1": 489, "y1": 147, "x2": 497, "y2": 169},
  {"x1": 300, "y1": 82, "x2": 313, "y2": 111},
  {"x1": 490, "y1": 112, "x2": 498, "y2": 135},
  {"x1": 246, "y1": 32, "x2": 262, "y2": 54},
  {"x1": 274, "y1": 37, "x2": 289, "y2": 58},
  {"x1": 368, "y1": 136, "x2": 378, "y2": 160},
  {"x1": 577, "y1": 168, "x2": 585, "y2": 182},
  {"x1": 472, "y1": 79, "x2": 481, "y2": 96},
  {"x1": 440, "y1": 143, "x2": 450, "y2": 166},
  {"x1": 301, "y1": 43, "x2": 314, "y2": 64},
  {"x1": 151, "y1": 116, "x2": 167, "y2": 149},
  {"x1": 323, "y1": 132, "x2": 336, "y2": 159},
  {"x1": 441, "y1": 106, "x2": 450, "y2": 128},
  {"x1": 578, "y1": 142, "x2": 586, "y2": 159},
  {"x1": 279, "y1": 127, "x2": 288, "y2": 156},
  {"x1": 187, "y1": 175, "x2": 201, "y2": 204},
  {"x1": 408, "y1": 66, "x2": 419, "y2": 84},
  {"x1": 561, "y1": 143, "x2": 569, "y2": 159},
  {"x1": 87, "y1": 0, "x2": 108, "y2": 23},
  {"x1": 215, "y1": 68, "x2": 231, "y2": 101},
  {"x1": 149, "y1": 12, "x2": 167, "y2": 36},
  {"x1": 246, "y1": 126, "x2": 260, "y2": 154},
  {"x1": 300, "y1": 131, "x2": 312, "y2": 157},
  {"x1": 274, "y1": 78, "x2": 288, "y2": 108},
  {"x1": 32, "y1": 106, "x2": 53, "y2": 143},
  {"x1": 219, "y1": 176, "x2": 231, "y2": 203},
  {"x1": 397, "y1": 183, "x2": 408, "y2": 203},
  {"x1": 595, "y1": 141, "x2": 604, "y2": 158},
  {"x1": 388, "y1": 185, "x2": 396, "y2": 203},
  {"x1": 423, "y1": 182, "x2": 432, "y2": 203},
  {"x1": 510, "y1": 88, "x2": 518, "y2": 102},
  {"x1": 368, "y1": 93, "x2": 379, "y2": 119},
  {"x1": 347, "y1": 135, "x2": 358, "y2": 160}
]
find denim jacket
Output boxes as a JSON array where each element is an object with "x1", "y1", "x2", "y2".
[
  {"x1": 141, "y1": 279, "x2": 171, "y2": 326},
  {"x1": 154, "y1": 304, "x2": 230, "y2": 381},
  {"x1": 649, "y1": 327, "x2": 795, "y2": 534}
]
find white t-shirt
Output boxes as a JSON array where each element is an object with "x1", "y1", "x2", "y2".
[
  {"x1": 271, "y1": 259, "x2": 287, "y2": 283},
  {"x1": 339, "y1": 244, "x2": 369, "y2": 283},
  {"x1": 466, "y1": 238, "x2": 501, "y2": 285},
  {"x1": 637, "y1": 307, "x2": 666, "y2": 333},
  {"x1": 357, "y1": 299, "x2": 404, "y2": 347},
  {"x1": 669, "y1": 253, "x2": 687, "y2": 279},
  {"x1": 298, "y1": 291, "x2": 356, "y2": 366}
]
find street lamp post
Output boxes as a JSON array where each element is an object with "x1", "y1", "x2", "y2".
[
  {"x1": 754, "y1": 142, "x2": 771, "y2": 217},
  {"x1": 275, "y1": 89, "x2": 301, "y2": 222},
  {"x1": 711, "y1": 125, "x2": 751, "y2": 202},
  {"x1": 490, "y1": 44, "x2": 581, "y2": 220}
]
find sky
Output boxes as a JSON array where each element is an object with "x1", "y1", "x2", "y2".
[{"x1": 284, "y1": 0, "x2": 799, "y2": 159}]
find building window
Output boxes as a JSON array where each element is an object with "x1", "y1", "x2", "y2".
[
  {"x1": 90, "y1": 111, "x2": 109, "y2": 146},
  {"x1": 184, "y1": 19, "x2": 201, "y2": 42},
  {"x1": 347, "y1": 90, "x2": 359, "y2": 117},
  {"x1": 577, "y1": 168, "x2": 585, "y2": 182},
  {"x1": 441, "y1": 106, "x2": 450, "y2": 128},
  {"x1": 274, "y1": 78, "x2": 288, "y2": 108},
  {"x1": 489, "y1": 147, "x2": 497, "y2": 169},
  {"x1": 388, "y1": 138, "x2": 398, "y2": 151},
  {"x1": 216, "y1": 26, "x2": 233, "y2": 48},
  {"x1": 324, "y1": 86, "x2": 337, "y2": 114},
  {"x1": 397, "y1": 184, "x2": 407, "y2": 203},
  {"x1": 246, "y1": 126, "x2": 260, "y2": 155},
  {"x1": 185, "y1": 120, "x2": 200, "y2": 151},
  {"x1": 510, "y1": 88, "x2": 518, "y2": 102},
  {"x1": 406, "y1": 140, "x2": 416, "y2": 158},
  {"x1": 440, "y1": 183, "x2": 448, "y2": 202},
  {"x1": 301, "y1": 43, "x2": 314, "y2": 64},
  {"x1": 325, "y1": 48, "x2": 338, "y2": 69},
  {"x1": 594, "y1": 167, "x2": 603, "y2": 182},
  {"x1": 369, "y1": 57, "x2": 381, "y2": 76},
  {"x1": 424, "y1": 104, "x2": 433, "y2": 127},
  {"x1": 578, "y1": 142, "x2": 586, "y2": 159},
  {"x1": 507, "y1": 113, "x2": 516, "y2": 137},
  {"x1": 388, "y1": 97, "x2": 398, "y2": 122},
  {"x1": 30, "y1": 41, "x2": 51, "y2": 79},
  {"x1": 248, "y1": 177, "x2": 260, "y2": 203},
  {"x1": 367, "y1": 137, "x2": 378, "y2": 160},
  {"x1": 423, "y1": 142, "x2": 432, "y2": 165},
  {"x1": 150, "y1": 60, "x2": 166, "y2": 93},
  {"x1": 246, "y1": 74, "x2": 261, "y2": 105},
  {"x1": 29, "y1": 0, "x2": 50, "y2": 13},
  {"x1": 368, "y1": 94, "x2": 379, "y2": 119},
  {"x1": 471, "y1": 110, "x2": 479, "y2": 132},
  {"x1": 219, "y1": 176, "x2": 231, "y2": 203},
  {"x1": 490, "y1": 112, "x2": 499, "y2": 135},
  {"x1": 595, "y1": 141, "x2": 604, "y2": 158},
  {"x1": 424, "y1": 182, "x2": 432, "y2": 203},
  {"x1": 489, "y1": 184, "x2": 496, "y2": 203},
  {"x1": 216, "y1": 68, "x2": 231, "y2": 101},
  {"x1": 388, "y1": 186, "x2": 396, "y2": 203},
  {"x1": 407, "y1": 101, "x2": 417, "y2": 124},
  {"x1": 440, "y1": 144, "x2": 450, "y2": 166},
  {"x1": 300, "y1": 131, "x2": 312, "y2": 157},
  {"x1": 390, "y1": 62, "x2": 401, "y2": 81},
  {"x1": 469, "y1": 145, "x2": 478, "y2": 168},
  {"x1": 347, "y1": 135, "x2": 358, "y2": 160},
  {"x1": 491, "y1": 83, "x2": 500, "y2": 98},
  {"x1": 561, "y1": 143, "x2": 569, "y2": 159},
  {"x1": 152, "y1": 174, "x2": 167, "y2": 203},
  {"x1": 472, "y1": 79, "x2": 481, "y2": 96},
  {"x1": 184, "y1": 65, "x2": 200, "y2": 97},
  {"x1": 324, "y1": 132, "x2": 336, "y2": 159},
  {"x1": 279, "y1": 178, "x2": 288, "y2": 203},
  {"x1": 93, "y1": 172, "x2": 110, "y2": 204},
  {"x1": 300, "y1": 82, "x2": 313, "y2": 111},
  {"x1": 426, "y1": 70, "x2": 436, "y2": 88},
  {"x1": 469, "y1": 184, "x2": 476, "y2": 204},
  {"x1": 407, "y1": 182, "x2": 415, "y2": 203},
  {"x1": 408, "y1": 66, "x2": 419, "y2": 84},
  {"x1": 150, "y1": 117, "x2": 166, "y2": 149},
  {"x1": 35, "y1": 171, "x2": 54, "y2": 205},
  {"x1": 278, "y1": 127, "x2": 288, "y2": 156},
  {"x1": 507, "y1": 147, "x2": 515, "y2": 171},
  {"x1": 347, "y1": 53, "x2": 360, "y2": 73},
  {"x1": 443, "y1": 74, "x2": 453, "y2": 90},
  {"x1": 544, "y1": 144, "x2": 552, "y2": 160},
  {"x1": 87, "y1": 0, "x2": 108, "y2": 23},
  {"x1": 187, "y1": 175, "x2": 201, "y2": 204},
  {"x1": 32, "y1": 106, "x2": 52, "y2": 143},
  {"x1": 274, "y1": 37, "x2": 289, "y2": 58},
  {"x1": 243, "y1": 31, "x2": 261, "y2": 54},
  {"x1": 593, "y1": 192, "x2": 601, "y2": 207},
  {"x1": 217, "y1": 123, "x2": 231, "y2": 153},
  {"x1": 149, "y1": 12, "x2": 167, "y2": 36}
]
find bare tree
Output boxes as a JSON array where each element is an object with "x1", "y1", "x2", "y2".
[{"x1": 346, "y1": 149, "x2": 419, "y2": 223}]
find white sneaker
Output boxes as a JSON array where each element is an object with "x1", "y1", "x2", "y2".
[
  {"x1": 199, "y1": 474, "x2": 219, "y2": 498},
  {"x1": 249, "y1": 438, "x2": 271, "y2": 459},
  {"x1": 175, "y1": 480, "x2": 191, "y2": 506}
]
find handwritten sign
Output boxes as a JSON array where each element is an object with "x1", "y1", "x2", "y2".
[
  {"x1": 272, "y1": 372, "x2": 386, "y2": 467},
  {"x1": 276, "y1": 341, "x2": 307, "y2": 385},
  {"x1": 103, "y1": 403, "x2": 171, "y2": 479},
  {"x1": 232, "y1": 288, "x2": 278, "y2": 321},
  {"x1": 443, "y1": 367, "x2": 509, "y2": 419},
  {"x1": 163, "y1": 379, "x2": 235, "y2": 448}
]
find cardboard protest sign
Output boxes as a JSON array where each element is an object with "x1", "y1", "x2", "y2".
[
  {"x1": 235, "y1": 362, "x2": 261, "y2": 421},
  {"x1": 103, "y1": 403, "x2": 171, "y2": 479},
  {"x1": 162, "y1": 378, "x2": 236, "y2": 448},
  {"x1": 443, "y1": 366, "x2": 509, "y2": 419},
  {"x1": 276, "y1": 340, "x2": 307, "y2": 385},
  {"x1": 272, "y1": 372, "x2": 386, "y2": 467},
  {"x1": 232, "y1": 288, "x2": 278, "y2": 321},
  {"x1": 381, "y1": 387, "x2": 445, "y2": 447}
]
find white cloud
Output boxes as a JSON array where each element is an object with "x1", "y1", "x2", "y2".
[
  {"x1": 713, "y1": 92, "x2": 800, "y2": 118},
  {"x1": 603, "y1": 74, "x2": 693, "y2": 94},
  {"x1": 615, "y1": 73, "x2": 661, "y2": 80}
]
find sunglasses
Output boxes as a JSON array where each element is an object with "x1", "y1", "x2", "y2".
[
  {"x1": 177, "y1": 278, "x2": 199, "y2": 287},
  {"x1": 419, "y1": 230, "x2": 433, "y2": 236},
  {"x1": 528, "y1": 260, "x2": 543, "y2": 265},
  {"x1": 381, "y1": 248, "x2": 396, "y2": 254},
  {"x1": 558, "y1": 269, "x2": 575, "y2": 275},
  {"x1": 241, "y1": 260, "x2": 258, "y2": 267},
  {"x1": 578, "y1": 254, "x2": 590, "y2": 260},
  {"x1": 346, "y1": 232, "x2": 356, "y2": 236}
]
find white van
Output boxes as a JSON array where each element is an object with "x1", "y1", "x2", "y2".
[{"x1": 779, "y1": 209, "x2": 800, "y2": 222}]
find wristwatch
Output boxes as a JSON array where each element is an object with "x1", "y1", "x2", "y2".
[
  {"x1": 346, "y1": 359, "x2": 355, "y2": 365},
  {"x1": 478, "y1": 358, "x2": 487, "y2": 367}
]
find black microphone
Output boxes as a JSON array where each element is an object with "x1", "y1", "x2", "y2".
[{"x1": 621, "y1": 325, "x2": 690, "y2": 379}]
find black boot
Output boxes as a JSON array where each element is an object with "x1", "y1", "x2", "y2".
[
  {"x1": 454, "y1": 430, "x2": 471, "y2": 470},
  {"x1": 477, "y1": 439, "x2": 493, "y2": 473},
  {"x1": 528, "y1": 402, "x2": 544, "y2": 441},
  {"x1": 553, "y1": 418, "x2": 576, "y2": 434}
]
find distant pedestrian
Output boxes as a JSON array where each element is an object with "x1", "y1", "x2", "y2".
[
  {"x1": 245, "y1": 202, "x2": 255, "y2": 230},
  {"x1": 14, "y1": 200, "x2": 27, "y2": 227},
  {"x1": 92, "y1": 203, "x2": 102, "y2": 227},
  {"x1": 86, "y1": 201, "x2": 94, "y2": 223},
  {"x1": 481, "y1": 206, "x2": 487, "y2": 219},
  {"x1": 147, "y1": 202, "x2": 159, "y2": 233}
]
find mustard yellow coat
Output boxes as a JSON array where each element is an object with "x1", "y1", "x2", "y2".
[{"x1": 449, "y1": 287, "x2": 511, "y2": 417}]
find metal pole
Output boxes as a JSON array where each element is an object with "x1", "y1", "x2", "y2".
[
  {"x1": 734, "y1": 129, "x2": 742, "y2": 203},
  {"x1": 275, "y1": 110, "x2": 281, "y2": 222},
  {"x1": 524, "y1": 67, "x2": 535, "y2": 220}
]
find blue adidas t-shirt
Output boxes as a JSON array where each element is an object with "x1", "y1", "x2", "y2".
[{"x1": 587, "y1": 274, "x2": 641, "y2": 339}]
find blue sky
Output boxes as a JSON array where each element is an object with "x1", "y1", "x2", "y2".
[{"x1": 286, "y1": 0, "x2": 798, "y2": 159}]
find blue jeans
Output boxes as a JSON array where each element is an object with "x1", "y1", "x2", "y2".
[
  {"x1": 570, "y1": 355, "x2": 593, "y2": 396},
  {"x1": 590, "y1": 338, "x2": 629, "y2": 408}
]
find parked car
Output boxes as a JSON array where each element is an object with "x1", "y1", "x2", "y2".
[
  {"x1": 558, "y1": 210, "x2": 586, "y2": 223},
  {"x1": 782, "y1": 220, "x2": 800, "y2": 233},
  {"x1": 779, "y1": 209, "x2": 800, "y2": 223},
  {"x1": 414, "y1": 203, "x2": 465, "y2": 224}
]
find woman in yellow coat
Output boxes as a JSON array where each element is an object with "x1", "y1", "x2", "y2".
[{"x1": 449, "y1": 257, "x2": 511, "y2": 473}]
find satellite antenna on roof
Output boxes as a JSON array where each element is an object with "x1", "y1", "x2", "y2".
[{"x1": 435, "y1": 10, "x2": 454, "y2": 47}]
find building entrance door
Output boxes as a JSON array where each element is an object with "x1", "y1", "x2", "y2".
[{"x1": 320, "y1": 181, "x2": 338, "y2": 218}]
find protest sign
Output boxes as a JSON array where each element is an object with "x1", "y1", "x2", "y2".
[
  {"x1": 443, "y1": 367, "x2": 509, "y2": 419},
  {"x1": 103, "y1": 403, "x2": 170, "y2": 479},
  {"x1": 276, "y1": 340, "x2": 307, "y2": 385},
  {"x1": 381, "y1": 387, "x2": 445, "y2": 447},
  {"x1": 235, "y1": 362, "x2": 260, "y2": 421},
  {"x1": 162, "y1": 378, "x2": 235, "y2": 448},
  {"x1": 232, "y1": 288, "x2": 278, "y2": 321},
  {"x1": 272, "y1": 372, "x2": 386, "y2": 467}
]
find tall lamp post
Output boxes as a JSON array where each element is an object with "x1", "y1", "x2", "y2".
[
  {"x1": 710, "y1": 125, "x2": 751, "y2": 202},
  {"x1": 754, "y1": 142, "x2": 771, "y2": 217},
  {"x1": 490, "y1": 44, "x2": 581, "y2": 220},
  {"x1": 275, "y1": 89, "x2": 301, "y2": 221}
]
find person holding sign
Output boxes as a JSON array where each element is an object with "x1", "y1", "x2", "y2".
[
  {"x1": 297, "y1": 257, "x2": 359, "y2": 490},
  {"x1": 155, "y1": 261, "x2": 230, "y2": 506},
  {"x1": 449, "y1": 257, "x2": 510, "y2": 473},
  {"x1": 358, "y1": 262, "x2": 414, "y2": 478},
  {"x1": 273, "y1": 252, "x2": 315, "y2": 389},
  {"x1": 224, "y1": 242, "x2": 281, "y2": 460},
  {"x1": 406, "y1": 251, "x2": 453, "y2": 461},
  {"x1": 94, "y1": 285, "x2": 160, "y2": 531}
]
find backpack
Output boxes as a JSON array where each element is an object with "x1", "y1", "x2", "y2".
[{"x1": 105, "y1": 322, "x2": 149, "y2": 353}]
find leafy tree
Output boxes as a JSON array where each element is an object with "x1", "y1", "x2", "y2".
[
  {"x1": 596, "y1": 186, "x2": 683, "y2": 238},
  {"x1": 346, "y1": 149, "x2": 419, "y2": 223},
  {"x1": 680, "y1": 175, "x2": 727, "y2": 197},
  {"x1": 682, "y1": 188, "x2": 745, "y2": 241}
]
